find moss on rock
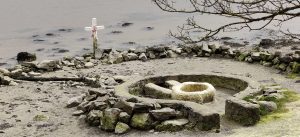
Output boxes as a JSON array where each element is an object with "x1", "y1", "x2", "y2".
[{"x1": 130, "y1": 113, "x2": 154, "y2": 130}]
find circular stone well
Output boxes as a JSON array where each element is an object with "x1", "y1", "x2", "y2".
[
  {"x1": 114, "y1": 73, "x2": 260, "y2": 131},
  {"x1": 172, "y1": 82, "x2": 216, "y2": 103}
]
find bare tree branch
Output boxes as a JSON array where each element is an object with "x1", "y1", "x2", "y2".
[{"x1": 152, "y1": 0, "x2": 300, "y2": 43}]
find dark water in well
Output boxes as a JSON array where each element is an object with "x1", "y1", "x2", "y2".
[{"x1": 0, "y1": 0, "x2": 299, "y2": 67}]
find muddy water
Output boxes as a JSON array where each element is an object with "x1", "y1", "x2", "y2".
[{"x1": 0, "y1": 0, "x2": 299, "y2": 67}]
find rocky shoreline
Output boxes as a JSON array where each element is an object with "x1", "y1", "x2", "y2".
[{"x1": 1, "y1": 39, "x2": 299, "y2": 87}]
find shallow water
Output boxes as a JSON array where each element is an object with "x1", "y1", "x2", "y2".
[{"x1": 0, "y1": 0, "x2": 299, "y2": 67}]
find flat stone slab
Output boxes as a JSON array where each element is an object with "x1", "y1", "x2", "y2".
[{"x1": 144, "y1": 83, "x2": 172, "y2": 99}]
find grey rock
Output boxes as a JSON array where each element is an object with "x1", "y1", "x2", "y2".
[
  {"x1": 96, "y1": 94, "x2": 110, "y2": 102},
  {"x1": 150, "y1": 107, "x2": 181, "y2": 121},
  {"x1": 167, "y1": 50, "x2": 178, "y2": 58},
  {"x1": 258, "y1": 101, "x2": 277, "y2": 114},
  {"x1": 144, "y1": 83, "x2": 172, "y2": 99},
  {"x1": 245, "y1": 57, "x2": 253, "y2": 63},
  {"x1": 251, "y1": 52, "x2": 261, "y2": 61},
  {"x1": 28, "y1": 71, "x2": 42, "y2": 77},
  {"x1": 279, "y1": 55, "x2": 293, "y2": 63},
  {"x1": 37, "y1": 60, "x2": 60, "y2": 71},
  {"x1": 208, "y1": 43, "x2": 220, "y2": 53},
  {"x1": 124, "y1": 53, "x2": 138, "y2": 61},
  {"x1": 17, "y1": 52, "x2": 36, "y2": 62},
  {"x1": 86, "y1": 110, "x2": 103, "y2": 126},
  {"x1": 262, "y1": 62, "x2": 272, "y2": 67},
  {"x1": 84, "y1": 62, "x2": 94, "y2": 68},
  {"x1": 138, "y1": 53, "x2": 148, "y2": 62},
  {"x1": 114, "y1": 122, "x2": 130, "y2": 134},
  {"x1": 84, "y1": 94, "x2": 98, "y2": 101},
  {"x1": 147, "y1": 51, "x2": 156, "y2": 59},
  {"x1": 159, "y1": 52, "x2": 167, "y2": 58},
  {"x1": 220, "y1": 45, "x2": 231, "y2": 51},
  {"x1": 113, "y1": 75, "x2": 129, "y2": 83},
  {"x1": 108, "y1": 50, "x2": 123, "y2": 64},
  {"x1": 119, "y1": 112, "x2": 131, "y2": 124},
  {"x1": 88, "y1": 89, "x2": 107, "y2": 96},
  {"x1": 114, "y1": 100, "x2": 135, "y2": 115},
  {"x1": 72, "y1": 110, "x2": 85, "y2": 116},
  {"x1": 130, "y1": 113, "x2": 154, "y2": 130},
  {"x1": 165, "y1": 80, "x2": 181, "y2": 88},
  {"x1": 66, "y1": 96, "x2": 84, "y2": 108},
  {"x1": 101, "y1": 108, "x2": 121, "y2": 131},
  {"x1": 0, "y1": 68, "x2": 10, "y2": 75},
  {"x1": 225, "y1": 98, "x2": 260, "y2": 126},
  {"x1": 133, "y1": 103, "x2": 154, "y2": 113},
  {"x1": 202, "y1": 44, "x2": 212, "y2": 53},
  {"x1": 259, "y1": 39, "x2": 274, "y2": 48},
  {"x1": 89, "y1": 101, "x2": 108, "y2": 111},
  {"x1": 155, "y1": 119, "x2": 189, "y2": 132},
  {"x1": 104, "y1": 77, "x2": 118, "y2": 86},
  {"x1": 278, "y1": 63, "x2": 287, "y2": 71}
]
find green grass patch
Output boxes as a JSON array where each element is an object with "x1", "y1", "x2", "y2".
[
  {"x1": 243, "y1": 88, "x2": 300, "y2": 123},
  {"x1": 260, "y1": 90, "x2": 300, "y2": 123},
  {"x1": 286, "y1": 73, "x2": 300, "y2": 79}
]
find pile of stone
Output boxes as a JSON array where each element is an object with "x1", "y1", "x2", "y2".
[
  {"x1": 77, "y1": 43, "x2": 299, "y2": 74},
  {"x1": 61, "y1": 55, "x2": 99, "y2": 69},
  {"x1": 67, "y1": 88, "x2": 196, "y2": 134}
]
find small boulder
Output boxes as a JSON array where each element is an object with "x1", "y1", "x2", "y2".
[
  {"x1": 133, "y1": 103, "x2": 154, "y2": 113},
  {"x1": 17, "y1": 52, "x2": 36, "y2": 62},
  {"x1": 130, "y1": 113, "x2": 154, "y2": 130},
  {"x1": 155, "y1": 119, "x2": 189, "y2": 132},
  {"x1": 119, "y1": 112, "x2": 131, "y2": 124},
  {"x1": 84, "y1": 62, "x2": 94, "y2": 68},
  {"x1": 167, "y1": 50, "x2": 178, "y2": 58},
  {"x1": 86, "y1": 110, "x2": 103, "y2": 126},
  {"x1": 138, "y1": 53, "x2": 147, "y2": 62},
  {"x1": 259, "y1": 39, "x2": 274, "y2": 48},
  {"x1": 202, "y1": 44, "x2": 212, "y2": 53},
  {"x1": 72, "y1": 110, "x2": 85, "y2": 116},
  {"x1": 0, "y1": 68, "x2": 10, "y2": 75},
  {"x1": 66, "y1": 96, "x2": 84, "y2": 108},
  {"x1": 114, "y1": 100, "x2": 135, "y2": 115},
  {"x1": 258, "y1": 101, "x2": 277, "y2": 114},
  {"x1": 124, "y1": 53, "x2": 138, "y2": 61},
  {"x1": 104, "y1": 77, "x2": 118, "y2": 86},
  {"x1": 88, "y1": 89, "x2": 107, "y2": 96},
  {"x1": 114, "y1": 122, "x2": 130, "y2": 134},
  {"x1": 37, "y1": 60, "x2": 60, "y2": 71},
  {"x1": 251, "y1": 52, "x2": 261, "y2": 61},
  {"x1": 108, "y1": 50, "x2": 123, "y2": 64},
  {"x1": 28, "y1": 71, "x2": 42, "y2": 77},
  {"x1": 150, "y1": 107, "x2": 180, "y2": 121},
  {"x1": 101, "y1": 108, "x2": 121, "y2": 131}
]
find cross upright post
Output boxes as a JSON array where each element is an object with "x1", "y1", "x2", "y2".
[{"x1": 85, "y1": 18, "x2": 104, "y2": 58}]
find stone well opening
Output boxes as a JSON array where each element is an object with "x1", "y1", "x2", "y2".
[
  {"x1": 172, "y1": 82, "x2": 216, "y2": 103},
  {"x1": 180, "y1": 83, "x2": 208, "y2": 92}
]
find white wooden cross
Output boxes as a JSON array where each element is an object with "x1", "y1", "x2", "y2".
[{"x1": 84, "y1": 18, "x2": 105, "y2": 58}]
